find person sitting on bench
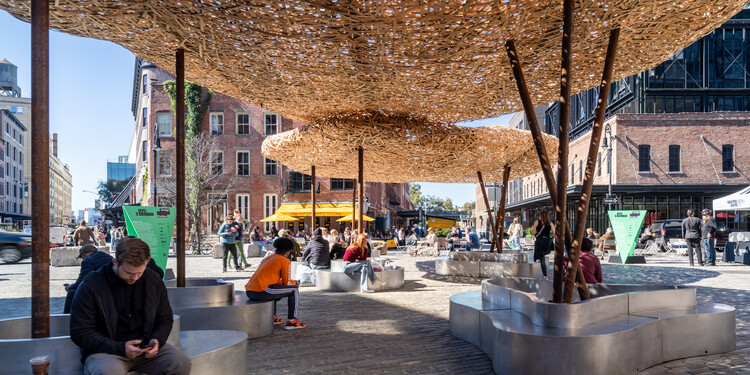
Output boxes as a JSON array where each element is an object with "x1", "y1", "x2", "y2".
[
  {"x1": 246, "y1": 237, "x2": 306, "y2": 330},
  {"x1": 63, "y1": 243, "x2": 113, "y2": 314},
  {"x1": 342, "y1": 234, "x2": 383, "y2": 293},
  {"x1": 69, "y1": 237, "x2": 191, "y2": 375}
]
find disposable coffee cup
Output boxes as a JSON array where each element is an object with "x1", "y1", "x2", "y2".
[{"x1": 30, "y1": 355, "x2": 50, "y2": 375}]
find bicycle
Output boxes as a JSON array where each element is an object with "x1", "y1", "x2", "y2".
[{"x1": 186, "y1": 236, "x2": 214, "y2": 255}]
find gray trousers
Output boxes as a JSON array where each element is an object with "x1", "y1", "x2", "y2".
[{"x1": 84, "y1": 343, "x2": 191, "y2": 375}]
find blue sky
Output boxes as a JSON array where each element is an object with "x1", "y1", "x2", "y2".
[{"x1": 1, "y1": 10, "x2": 514, "y2": 211}]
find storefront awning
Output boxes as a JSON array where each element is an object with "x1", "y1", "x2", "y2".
[
  {"x1": 336, "y1": 214, "x2": 375, "y2": 222},
  {"x1": 426, "y1": 216, "x2": 457, "y2": 230},
  {"x1": 260, "y1": 213, "x2": 300, "y2": 222},
  {"x1": 275, "y1": 203, "x2": 354, "y2": 217}
]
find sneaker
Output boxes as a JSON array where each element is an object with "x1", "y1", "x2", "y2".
[
  {"x1": 236, "y1": 266, "x2": 245, "y2": 271},
  {"x1": 244, "y1": 263, "x2": 252, "y2": 268},
  {"x1": 273, "y1": 316, "x2": 284, "y2": 325},
  {"x1": 222, "y1": 268, "x2": 227, "y2": 273},
  {"x1": 361, "y1": 288, "x2": 375, "y2": 293},
  {"x1": 283, "y1": 319, "x2": 306, "y2": 330}
]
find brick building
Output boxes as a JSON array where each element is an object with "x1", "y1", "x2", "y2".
[{"x1": 121, "y1": 60, "x2": 410, "y2": 235}]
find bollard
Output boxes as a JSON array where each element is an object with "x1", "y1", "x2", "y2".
[{"x1": 30, "y1": 355, "x2": 50, "y2": 375}]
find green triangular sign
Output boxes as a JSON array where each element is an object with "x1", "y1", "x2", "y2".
[
  {"x1": 123, "y1": 206, "x2": 175, "y2": 278},
  {"x1": 607, "y1": 210, "x2": 647, "y2": 264}
]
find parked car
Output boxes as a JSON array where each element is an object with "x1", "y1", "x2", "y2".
[
  {"x1": 0, "y1": 229, "x2": 32, "y2": 264},
  {"x1": 649, "y1": 219, "x2": 683, "y2": 250}
]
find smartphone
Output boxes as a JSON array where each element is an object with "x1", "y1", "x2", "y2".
[{"x1": 138, "y1": 340, "x2": 155, "y2": 349}]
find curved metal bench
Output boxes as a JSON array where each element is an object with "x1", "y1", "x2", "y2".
[
  {"x1": 450, "y1": 278, "x2": 736, "y2": 375},
  {"x1": 435, "y1": 258, "x2": 541, "y2": 278},
  {"x1": 166, "y1": 278, "x2": 274, "y2": 339},
  {"x1": 315, "y1": 267, "x2": 405, "y2": 292}
]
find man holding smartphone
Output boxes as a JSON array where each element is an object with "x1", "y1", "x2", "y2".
[{"x1": 69, "y1": 237, "x2": 191, "y2": 374}]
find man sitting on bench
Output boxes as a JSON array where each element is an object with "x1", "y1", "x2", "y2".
[
  {"x1": 69, "y1": 237, "x2": 191, "y2": 375},
  {"x1": 246, "y1": 237, "x2": 307, "y2": 330}
]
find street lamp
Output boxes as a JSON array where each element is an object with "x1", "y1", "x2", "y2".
[
  {"x1": 152, "y1": 127, "x2": 162, "y2": 207},
  {"x1": 601, "y1": 123, "x2": 615, "y2": 212}
]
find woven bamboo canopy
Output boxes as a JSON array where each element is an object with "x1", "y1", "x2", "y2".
[
  {"x1": 261, "y1": 111, "x2": 558, "y2": 183},
  {"x1": 0, "y1": 0, "x2": 745, "y2": 124}
]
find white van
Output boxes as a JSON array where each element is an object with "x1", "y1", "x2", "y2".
[{"x1": 50, "y1": 226, "x2": 68, "y2": 246}]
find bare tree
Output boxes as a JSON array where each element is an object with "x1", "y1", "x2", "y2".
[{"x1": 158, "y1": 133, "x2": 243, "y2": 252}]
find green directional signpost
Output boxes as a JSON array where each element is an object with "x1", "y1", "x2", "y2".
[
  {"x1": 607, "y1": 210, "x2": 647, "y2": 264},
  {"x1": 123, "y1": 206, "x2": 175, "y2": 278}
]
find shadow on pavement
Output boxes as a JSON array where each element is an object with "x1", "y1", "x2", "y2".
[{"x1": 601, "y1": 264, "x2": 721, "y2": 285}]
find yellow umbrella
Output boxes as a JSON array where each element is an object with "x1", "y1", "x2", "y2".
[
  {"x1": 260, "y1": 213, "x2": 300, "y2": 222},
  {"x1": 336, "y1": 213, "x2": 375, "y2": 222}
]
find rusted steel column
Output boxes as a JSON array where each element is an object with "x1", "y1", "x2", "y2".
[
  {"x1": 31, "y1": 0, "x2": 50, "y2": 338},
  {"x1": 563, "y1": 28, "x2": 621, "y2": 303},
  {"x1": 175, "y1": 48, "x2": 186, "y2": 288},
  {"x1": 358, "y1": 147, "x2": 364, "y2": 234},
  {"x1": 496, "y1": 165, "x2": 511, "y2": 253},
  {"x1": 352, "y1": 177, "x2": 357, "y2": 230},
  {"x1": 477, "y1": 172, "x2": 498, "y2": 251},
  {"x1": 311, "y1": 165, "x2": 316, "y2": 230},
  {"x1": 552, "y1": 0, "x2": 575, "y2": 304}
]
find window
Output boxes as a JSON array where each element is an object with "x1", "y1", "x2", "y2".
[
  {"x1": 668, "y1": 145, "x2": 681, "y2": 172},
  {"x1": 330, "y1": 178, "x2": 354, "y2": 190},
  {"x1": 288, "y1": 170, "x2": 312, "y2": 191},
  {"x1": 570, "y1": 164, "x2": 574, "y2": 185},
  {"x1": 210, "y1": 151, "x2": 224, "y2": 175},
  {"x1": 237, "y1": 113, "x2": 250, "y2": 135},
  {"x1": 9, "y1": 106, "x2": 22, "y2": 114},
  {"x1": 142, "y1": 140, "x2": 148, "y2": 162},
  {"x1": 210, "y1": 113, "x2": 224, "y2": 135},
  {"x1": 264, "y1": 114, "x2": 278, "y2": 135},
  {"x1": 236, "y1": 151, "x2": 250, "y2": 176},
  {"x1": 236, "y1": 194, "x2": 250, "y2": 220},
  {"x1": 263, "y1": 194, "x2": 278, "y2": 232},
  {"x1": 142, "y1": 74, "x2": 147, "y2": 94},
  {"x1": 157, "y1": 112, "x2": 172, "y2": 136},
  {"x1": 157, "y1": 151, "x2": 171, "y2": 176},
  {"x1": 638, "y1": 145, "x2": 651, "y2": 172},
  {"x1": 264, "y1": 158, "x2": 277, "y2": 176},
  {"x1": 722, "y1": 145, "x2": 734, "y2": 172},
  {"x1": 142, "y1": 107, "x2": 148, "y2": 127},
  {"x1": 597, "y1": 152, "x2": 602, "y2": 177}
]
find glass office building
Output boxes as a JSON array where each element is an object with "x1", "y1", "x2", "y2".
[{"x1": 107, "y1": 156, "x2": 136, "y2": 181}]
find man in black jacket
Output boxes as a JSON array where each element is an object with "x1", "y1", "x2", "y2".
[
  {"x1": 69, "y1": 237, "x2": 191, "y2": 375},
  {"x1": 303, "y1": 228, "x2": 330, "y2": 269},
  {"x1": 63, "y1": 244, "x2": 113, "y2": 313},
  {"x1": 701, "y1": 209, "x2": 718, "y2": 266},
  {"x1": 682, "y1": 209, "x2": 704, "y2": 266}
]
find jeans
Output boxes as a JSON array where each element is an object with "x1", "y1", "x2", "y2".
[
  {"x1": 309, "y1": 263, "x2": 330, "y2": 270},
  {"x1": 222, "y1": 243, "x2": 239, "y2": 270},
  {"x1": 84, "y1": 343, "x2": 191, "y2": 375},
  {"x1": 686, "y1": 238, "x2": 703, "y2": 266},
  {"x1": 227, "y1": 239, "x2": 247, "y2": 266},
  {"x1": 510, "y1": 236, "x2": 521, "y2": 250},
  {"x1": 703, "y1": 238, "x2": 716, "y2": 264},
  {"x1": 341, "y1": 260, "x2": 379, "y2": 291},
  {"x1": 246, "y1": 285, "x2": 299, "y2": 320}
]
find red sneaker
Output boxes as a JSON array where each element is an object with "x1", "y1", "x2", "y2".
[{"x1": 283, "y1": 319, "x2": 307, "y2": 330}]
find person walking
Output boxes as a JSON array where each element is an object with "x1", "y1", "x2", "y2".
[
  {"x1": 532, "y1": 210, "x2": 554, "y2": 280},
  {"x1": 682, "y1": 209, "x2": 703, "y2": 266},
  {"x1": 73, "y1": 220, "x2": 97, "y2": 246},
  {"x1": 218, "y1": 215, "x2": 242, "y2": 272},
  {"x1": 701, "y1": 209, "x2": 717, "y2": 266},
  {"x1": 229, "y1": 209, "x2": 251, "y2": 269},
  {"x1": 508, "y1": 217, "x2": 524, "y2": 250}
]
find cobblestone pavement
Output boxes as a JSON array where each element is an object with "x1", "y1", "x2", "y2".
[{"x1": 1, "y1": 253, "x2": 749, "y2": 374}]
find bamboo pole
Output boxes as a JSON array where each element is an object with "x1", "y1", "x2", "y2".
[
  {"x1": 563, "y1": 28, "x2": 621, "y2": 303},
  {"x1": 175, "y1": 48, "x2": 186, "y2": 288},
  {"x1": 496, "y1": 165, "x2": 511, "y2": 253},
  {"x1": 477, "y1": 171, "x2": 497, "y2": 251},
  {"x1": 352, "y1": 176, "x2": 357, "y2": 234},
  {"x1": 552, "y1": 0, "x2": 575, "y2": 304},
  {"x1": 31, "y1": 0, "x2": 50, "y2": 338},
  {"x1": 311, "y1": 165, "x2": 316, "y2": 231},
  {"x1": 505, "y1": 39, "x2": 590, "y2": 302}
]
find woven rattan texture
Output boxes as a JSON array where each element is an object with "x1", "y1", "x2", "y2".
[
  {"x1": 261, "y1": 111, "x2": 558, "y2": 183},
  {"x1": 0, "y1": 1, "x2": 745, "y2": 124}
]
